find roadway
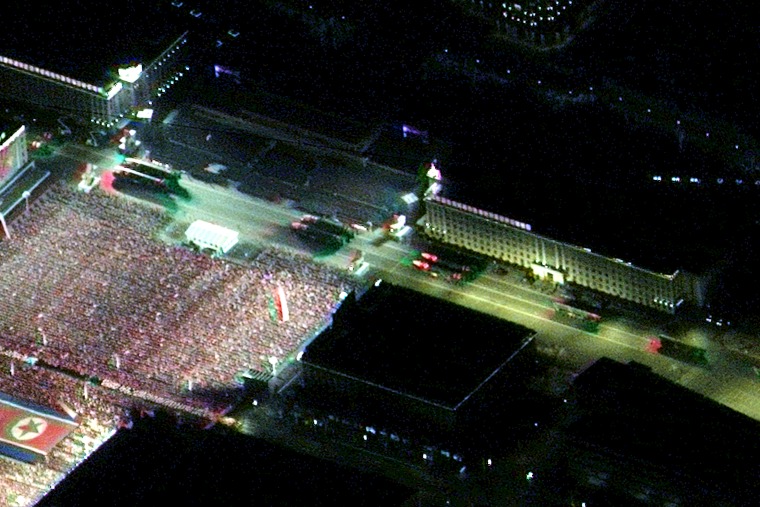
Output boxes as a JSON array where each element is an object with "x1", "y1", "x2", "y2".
[{"x1": 51, "y1": 115, "x2": 760, "y2": 424}]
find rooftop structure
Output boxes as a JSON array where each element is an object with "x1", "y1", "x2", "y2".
[
  {"x1": 299, "y1": 281, "x2": 536, "y2": 433},
  {"x1": 37, "y1": 423, "x2": 414, "y2": 506},
  {"x1": 0, "y1": 121, "x2": 28, "y2": 188},
  {"x1": 564, "y1": 357, "x2": 760, "y2": 505},
  {"x1": 0, "y1": 2, "x2": 187, "y2": 86},
  {"x1": 440, "y1": 173, "x2": 730, "y2": 277}
]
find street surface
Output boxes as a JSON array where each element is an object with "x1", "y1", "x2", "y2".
[{"x1": 49, "y1": 110, "x2": 760, "y2": 425}]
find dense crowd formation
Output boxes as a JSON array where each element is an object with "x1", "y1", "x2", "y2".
[
  {"x1": 0, "y1": 181, "x2": 359, "y2": 505},
  {"x1": 0, "y1": 355, "x2": 131, "y2": 506}
]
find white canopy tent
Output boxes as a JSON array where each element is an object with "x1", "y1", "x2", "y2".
[{"x1": 185, "y1": 220, "x2": 239, "y2": 255}]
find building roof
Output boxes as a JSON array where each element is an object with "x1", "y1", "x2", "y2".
[
  {"x1": 37, "y1": 422, "x2": 414, "y2": 506},
  {"x1": 569, "y1": 357, "x2": 760, "y2": 500},
  {"x1": 301, "y1": 282, "x2": 535, "y2": 409},
  {"x1": 185, "y1": 220, "x2": 239, "y2": 254},
  {"x1": 0, "y1": 1, "x2": 188, "y2": 86}
]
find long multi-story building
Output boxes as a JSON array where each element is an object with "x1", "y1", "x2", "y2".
[
  {"x1": 0, "y1": 123, "x2": 28, "y2": 187},
  {"x1": 0, "y1": 2, "x2": 190, "y2": 127},
  {"x1": 422, "y1": 194, "x2": 705, "y2": 314},
  {"x1": 0, "y1": 119, "x2": 51, "y2": 240},
  {"x1": 454, "y1": 0, "x2": 603, "y2": 48}
]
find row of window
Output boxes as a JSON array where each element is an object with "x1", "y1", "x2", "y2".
[
  {"x1": 0, "y1": 56, "x2": 99, "y2": 92},
  {"x1": 429, "y1": 211, "x2": 675, "y2": 308}
]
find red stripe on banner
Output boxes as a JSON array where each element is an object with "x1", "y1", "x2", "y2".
[{"x1": 0, "y1": 400, "x2": 78, "y2": 456}]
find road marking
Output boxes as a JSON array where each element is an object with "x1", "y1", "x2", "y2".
[{"x1": 380, "y1": 268, "x2": 640, "y2": 352}]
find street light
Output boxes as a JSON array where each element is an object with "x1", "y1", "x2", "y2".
[{"x1": 22, "y1": 190, "x2": 30, "y2": 213}]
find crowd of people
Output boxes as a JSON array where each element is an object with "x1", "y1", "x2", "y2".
[
  {"x1": 0, "y1": 180, "x2": 360, "y2": 503},
  {"x1": 0, "y1": 355, "x2": 133, "y2": 506}
]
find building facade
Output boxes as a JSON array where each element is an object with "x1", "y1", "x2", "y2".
[
  {"x1": 422, "y1": 195, "x2": 704, "y2": 313},
  {"x1": 0, "y1": 124, "x2": 28, "y2": 187},
  {"x1": 0, "y1": 33, "x2": 189, "y2": 128},
  {"x1": 455, "y1": 0, "x2": 586, "y2": 46}
]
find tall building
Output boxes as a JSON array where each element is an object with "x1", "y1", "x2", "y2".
[
  {"x1": 0, "y1": 122, "x2": 28, "y2": 187},
  {"x1": 0, "y1": 2, "x2": 190, "y2": 127},
  {"x1": 0, "y1": 118, "x2": 51, "y2": 241},
  {"x1": 422, "y1": 194, "x2": 705, "y2": 314},
  {"x1": 454, "y1": 0, "x2": 599, "y2": 48}
]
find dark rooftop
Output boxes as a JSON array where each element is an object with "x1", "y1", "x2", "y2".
[
  {"x1": 0, "y1": 119, "x2": 18, "y2": 138},
  {"x1": 0, "y1": 1, "x2": 188, "y2": 85},
  {"x1": 38, "y1": 420, "x2": 414, "y2": 506},
  {"x1": 301, "y1": 282, "x2": 535, "y2": 408},
  {"x1": 569, "y1": 357, "x2": 760, "y2": 501}
]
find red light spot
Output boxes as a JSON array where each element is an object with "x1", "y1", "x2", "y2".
[
  {"x1": 646, "y1": 338, "x2": 662, "y2": 353},
  {"x1": 100, "y1": 171, "x2": 117, "y2": 194}
]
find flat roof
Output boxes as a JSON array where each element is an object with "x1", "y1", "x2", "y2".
[
  {"x1": 440, "y1": 178, "x2": 734, "y2": 275},
  {"x1": 37, "y1": 424, "x2": 414, "y2": 506},
  {"x1": 570, "y1": 358, "x2": 760, "y2": 495},
  {"x1": 302, "y1": 282, "x2": 535, "y2": 408},
  {"x1": 0, "y1": 1, "x2": 188, "y2": 86}
]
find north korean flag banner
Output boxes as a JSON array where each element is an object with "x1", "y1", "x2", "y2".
[{"x1": 0, "y1": 398, "x2": 78, "y2": 461}]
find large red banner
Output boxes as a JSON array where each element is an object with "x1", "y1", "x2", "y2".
[{"x1": 0, "y1": 398, "x2": 78, "y2": 459}]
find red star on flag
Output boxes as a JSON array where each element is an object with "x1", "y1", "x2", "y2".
[{"x1": 11, "y1": 417, "x2": 48, "y2": 441}]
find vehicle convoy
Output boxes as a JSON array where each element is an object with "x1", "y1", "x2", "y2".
[
  {"x1": 290, "y1": 215, "x2": 354, "y2": 248},
  {"x1": 112, "y1": 158, "x2": 184, "y2": 195},
  {"x1": 418, "y1": 251, "x2": 475, "y2": 282}
]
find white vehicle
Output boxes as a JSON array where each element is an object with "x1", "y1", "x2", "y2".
[
  {"x1": 204, "y1": 163, "x2": 227, "y2": 174},
  {"x1": 389, "y1": 225, "x2": 412, "y2": 241},
  {"x1": 349, "y1": 261, "x2": 369, "y2": 276}
]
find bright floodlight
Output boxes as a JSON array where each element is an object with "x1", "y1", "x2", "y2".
[
  {"x1": 118, "y1": 64, "x2": 143, "y2": 83},
  {"x1": 427, "y1": 166, "x2": 442, "y2": 180},
  {"x1": 106, "y1": 82, "x2": 123, "y2": 99},
  {"x1": 390, "y1": 214, "x2": 406, "y2": 230},
  {"x1": 136, "y1": 108, "x2": 154, "y2": 119}
]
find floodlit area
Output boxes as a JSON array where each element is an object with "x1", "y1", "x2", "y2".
[{"x1": 0, "y1": 181, "x2": 358, "y2": 505}]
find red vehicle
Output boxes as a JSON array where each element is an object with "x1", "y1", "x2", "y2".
[
  {"x1": 420, "y1": 252, "x2": 438, "y2": 262},
  {"x1": 412, "y1": 259, "x2": 431, "y2": 271}
]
